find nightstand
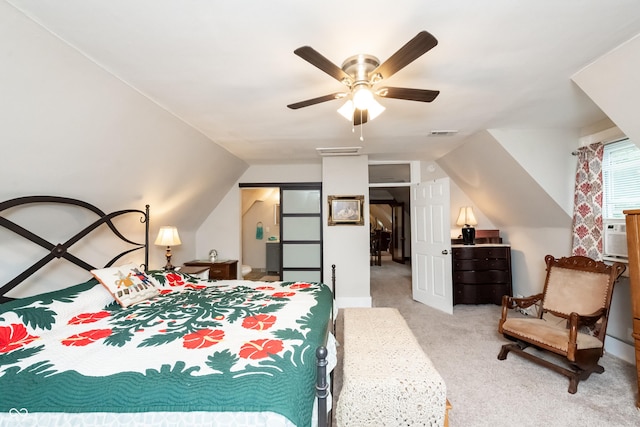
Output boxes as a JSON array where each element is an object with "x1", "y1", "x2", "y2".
[
  {"x1": 179, "y1": 265, "x2": 210, "y2": 279},
  {"x1": 183, "y1": 259, "x2": 238, "y2": 280}
]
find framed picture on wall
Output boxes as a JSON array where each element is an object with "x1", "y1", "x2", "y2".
[{"x1": 328, "y1": 195, "x2": 364, "y2": 226}]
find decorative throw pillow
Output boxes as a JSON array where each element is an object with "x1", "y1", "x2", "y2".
[{"x1": 91, "y1": 263, "x2": 160, "y2": 308}]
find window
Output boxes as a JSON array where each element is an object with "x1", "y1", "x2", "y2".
[{"x1": 602, "y1": 138, "x2": 640, "y2": 220}]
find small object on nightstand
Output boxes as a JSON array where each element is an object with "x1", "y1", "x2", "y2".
[{"x1": 209, "y1": 249, "x2": 218, "y2": 262}]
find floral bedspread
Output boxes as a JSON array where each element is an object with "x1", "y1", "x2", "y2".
[{"x1": 0, "y1": 271, "x2": 333, "y2": 427}]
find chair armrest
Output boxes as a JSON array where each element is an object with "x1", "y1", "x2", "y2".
[
  {"x1": 566, "y1": 309, "x2": 607, "y2": 359},
  {"x1": 499, "y1": 293, "x2": 543, "y2": 331},
  {"x1": 502, "y1": 293, "x2": 543, "y2": 310},
  {"x1": 571, "y1": 309, "x2": 606, "y2": 328}
]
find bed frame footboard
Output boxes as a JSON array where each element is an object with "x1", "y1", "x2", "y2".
[
  {"x1": 316, "y1": 346, "x2": 330, "y2": 427},
  {"x1": 316, "y1": 263, "x2": 336, "y2": 427}
]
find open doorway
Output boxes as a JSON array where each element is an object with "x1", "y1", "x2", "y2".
[
  {"x1": 240, "y1": 187, "x2": 280, "y2": 281},
  {"x1": 370, "y1": 187, "x2": 411, "y2": 266}
]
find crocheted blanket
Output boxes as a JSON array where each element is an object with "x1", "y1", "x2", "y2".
[{"x1": 337, "y1": 307, "x2": 446, "y2": 426}]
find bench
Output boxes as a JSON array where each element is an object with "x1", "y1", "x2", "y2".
[{"x1": 336, "y1": 307, "x2": 450, "y2": 426}]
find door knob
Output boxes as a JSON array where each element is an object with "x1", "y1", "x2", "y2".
[{"x1": 442, "y1": 250, "x2": 448, "y2": 255}]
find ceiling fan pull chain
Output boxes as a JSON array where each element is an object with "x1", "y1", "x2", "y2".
[{"x1": 359, "y1": 110, "x2": 364, "y2": 141}]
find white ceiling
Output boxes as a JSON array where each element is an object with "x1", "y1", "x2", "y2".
[{"x1": 7, "y1": 0, "x2": 640, "y2": 164}]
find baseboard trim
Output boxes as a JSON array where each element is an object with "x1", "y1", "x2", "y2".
[
  {"x1": 605, "y1": 334, "x2": 635, "y2": 364},
  {"x1": 335, "y1": 296, "x2": 372, "y2": 309}
]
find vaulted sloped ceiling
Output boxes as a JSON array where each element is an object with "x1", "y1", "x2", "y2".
[
  {"x1": 0, "y1": 2, "x2": 248, "y2": 239},
  {"x1": 572, "y1": 35, "x2": 640, "y2": 146},
  {"x1": 438, "y1": 130, "x2": 572, "y2": 229}
]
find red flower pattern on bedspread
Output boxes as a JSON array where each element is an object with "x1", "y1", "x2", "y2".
[
  {"x1": 272, "y1": 292, "x2": 296, "y2": 298},
  {"x1": 67, "y1": 311, "x2": 111, "y2": 325},
  {"x1": 290, "y1": 283, "x2": 311, "y2": 290},
  {"x1": 239, "y1": 339, "x2": 284, "y2": 360},
  {"x1": 0, "y1": 323, "x2": 39, "y2": 353},
  {"x1": 61, "y1": 329, "x2": 112, "y2": 347},
  {"x1": 182, "y1": 329, "x2": 225, "y2": 349},
  {"x1": 242, "y1": 314, "x2": 277, "y2": 331},
  {"x1": 165, "y1": 272, "x2": 185, "y2": 287}
]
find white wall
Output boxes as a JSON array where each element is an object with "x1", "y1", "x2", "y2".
[
  {"x1": 0, "y1": 2, "x2": 247, "y2": 295},
  {"x1": 322, "y1": 156, "x2": 371, "y2": 307}
]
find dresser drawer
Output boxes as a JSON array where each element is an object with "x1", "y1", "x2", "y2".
[
  {"x1": 454, "y1": 283, "x2": 509, "y2": 305},
  {"x1": 453, "y1": 258, "x2": 510, "y2": 271},
  {"x1": 454, "y1": 270, "x2": 510, "y2": 284},
  {"x1": 453, "y1": 246, "x2": 509, "y2": 260},
  {"x1": 209, "y1": 264, "x2": 232, "y2": 280}
]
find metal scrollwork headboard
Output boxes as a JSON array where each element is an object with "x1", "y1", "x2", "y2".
[{"x1": 0, "y1": 196, "x2": 149, "y2": 303}]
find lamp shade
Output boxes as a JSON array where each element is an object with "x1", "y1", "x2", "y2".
[
  {"x1": 337, "y1": 100, "x2": 355, "y2": 121},
  {"x1": 154, "y1": 226, "x2": 182, "y2": 246},
  {"x1": 352, "y1": 85, "x2": 374, "y2": 110},
  {"x1": 456, "y1": 207, "x2": 478, "y2": 227},
  {"x1": 337, "y1": 98, "x2": 385, "y2": 122}
]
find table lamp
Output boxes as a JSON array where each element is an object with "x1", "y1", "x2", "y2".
[
  {"x1": 456, "y1": 207, "x2": 478, "y2": 245},
  {"x1": 155, "y1": 226, "x2": 181, "y2": 270}
]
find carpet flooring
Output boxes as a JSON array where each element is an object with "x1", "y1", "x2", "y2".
[{"x1": 332, "y1": 256, "x2": 640, "y2": 426}]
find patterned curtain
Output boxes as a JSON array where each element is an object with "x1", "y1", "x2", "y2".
[{"x1": 571, "y1": 142, "x2": 604, "y2": 259}]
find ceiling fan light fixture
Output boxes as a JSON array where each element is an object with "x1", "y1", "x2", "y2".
[
  {"x1": 367, "y1": 98, "x2": 386, "y2": 120},
  {"x1": 337, "y1": 100, "x2": 354, "y2": 121},
  {"x1": 352, "y1": 85, "x2": 374, "y2": 110}
]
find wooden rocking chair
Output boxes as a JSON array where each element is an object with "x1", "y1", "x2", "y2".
[{"x1": 498, "y1": 255, "x2": 626, "y2": 393}]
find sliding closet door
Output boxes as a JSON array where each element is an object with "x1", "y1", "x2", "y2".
[{"x1": 280, "y1": 186, "x2": 323, "y2": 283}]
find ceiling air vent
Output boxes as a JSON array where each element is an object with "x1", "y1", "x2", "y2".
[
  {"x1": 316, "y1": 146, "x2": 362, "y2": 156},
  {"x1": 429, "y1": 130, "x2": 458, "y2": 137}
]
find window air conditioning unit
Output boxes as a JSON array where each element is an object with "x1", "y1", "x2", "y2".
[{"x1": 603, "y1": 222, "x2": 628, "y2": 260}]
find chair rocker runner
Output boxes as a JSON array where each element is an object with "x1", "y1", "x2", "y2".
[{"x1": 497, "y1": 255, "x2": 626, "y2": 394}]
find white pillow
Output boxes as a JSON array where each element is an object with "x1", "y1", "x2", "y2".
[{"x1": 91, "y1": 263, "x2": 160, "y2": 308}]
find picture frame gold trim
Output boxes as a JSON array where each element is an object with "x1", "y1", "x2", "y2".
[{"x1": 328, "y1": 195, "x2": 364, "y2": 226}]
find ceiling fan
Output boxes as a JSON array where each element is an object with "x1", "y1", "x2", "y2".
[{"x1": 287, "y1": 31, "x2": 440, "y2": 126}]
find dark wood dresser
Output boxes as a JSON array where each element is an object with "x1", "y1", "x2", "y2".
[
  {"x1": 624, "y1": 209, "x2": 640, "y2": 408},
  {"x1": 183, "y1": 259, "x2": 238, "y2": 280},
  {"x1": 452, "y1": 244, "x2": 512, "y2": 305}
]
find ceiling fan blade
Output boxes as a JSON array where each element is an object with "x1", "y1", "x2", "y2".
[
  {"x1": 369, "y1": 31, "x2": 438, "y2": 81},
  {"x1": 287, "y1": 92, "x2": 347, "y2": 109},
  {"x1": 353, "y1": 108, "x2": 368, "y2": 126},
  {"x1": 294, "y1": 46, "x2": 353, "y2": 85},
  {"x1": 376, "y1": 87, "x2": 440, "y2": 102}
]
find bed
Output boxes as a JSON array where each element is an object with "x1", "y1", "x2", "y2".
[{"x1": 0, "y1": 196, "x2": 336, "y2": 427}]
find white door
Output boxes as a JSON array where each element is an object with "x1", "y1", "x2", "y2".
[{"x1": 411, "y1": 178, "x2": 453, "y2": 314}]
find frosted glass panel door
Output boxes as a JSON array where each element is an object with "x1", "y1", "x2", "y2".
[{"x1": 281, "y1": 187, "x2": 322, "y2": 283}]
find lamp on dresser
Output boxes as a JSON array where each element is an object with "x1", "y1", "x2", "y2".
[
  {"x1": 154, "y1": 226, "x2": 181, "y2": 270},
  {"x1": 456, "y1": 206, "x2": 478, "y2": 245}
]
